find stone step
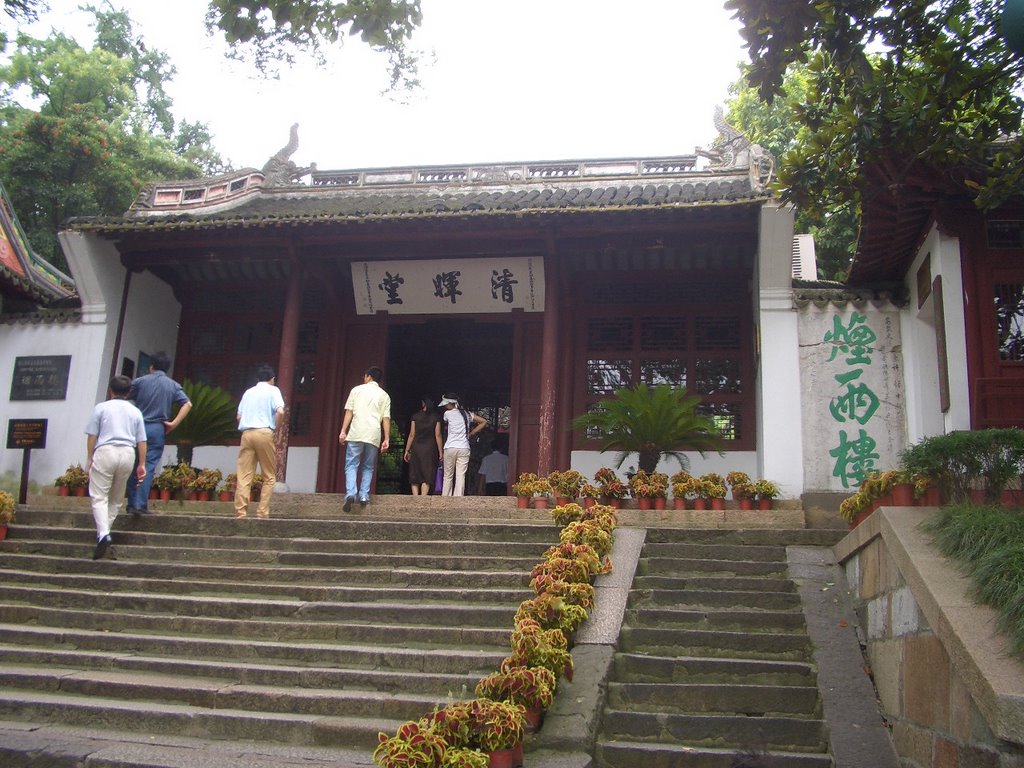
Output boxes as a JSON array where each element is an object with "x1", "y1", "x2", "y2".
[
  {"x1": 0, "y1": 567, "x2": 532, "y2": 602},
  {"x1": 0, "y1": 623, "x2": 504, "y2": 673},
  {"x1": 0, "y1": 644, "x2": 484, "y2": 694},
  {"x1": 607, "y1": 681, "x2": 821, "y2": 716},
  {"x1": 637, "y1": 557, "x2": 787, "y2": 577},
  {"x1": 0, "y1": 603, "x2": 513, "y2": 647},
  {"x1": 0, "y1": 552, "x2": 529, "y2": 588},
  {"x1": 619, "y1": 626, "x2": 812, "y2": 660},
  {"x1": 629, "y1": 574, "x2": 798, "y2": 593},
  {"x1": 599, "y1": 710, "x2": 828, "y2": 752},
  {"x1": 641, "y1": 527, "x2": 843, "y2": 546},
  {"x1": 642, "y1": 543, "x2": 788, "y2": 561},
  {"x1": 623, "y1": 606, "x2": 806, "y2": 632},
  {"x1": 596, "y1": 740, "x2": 833, "y2": 768},
  {"x1": 628, "y1": 588, "x2": 802, "y2": 611},
  {"x1": 1, "y1": 584, "x2": 523, "y2": 626},
  {"x1": 613, "y1": 652, "x2": 816, "y2": 687},
  {"x1": 0, "y1": 688, "x2": 405, "y2": 749}
]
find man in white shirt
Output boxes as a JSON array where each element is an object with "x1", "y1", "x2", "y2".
[
  {"x1": 477, "y1": 438, "x2": 510, "y2": 496},
  {"x1": 338, "y1": 366, "x2": 391, "y2": 511},
  {"x1": 234, "y1": 364, "x2": 285, "y2": 519}
]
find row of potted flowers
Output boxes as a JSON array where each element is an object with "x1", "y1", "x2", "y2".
[
  {"x1": 373, "y1": 501, "x2": 617, "y2": 767},
  {"x1": 510, "y1": 468, "x2": 781, "y2": 511},
  {"x1": 53, "y1": 462, "x2": 259, "y2": 502}
]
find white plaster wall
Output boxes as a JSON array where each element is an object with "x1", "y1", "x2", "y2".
[
  {"x1": 116, "y1": 269, "x2": 184, "y2": 375},
  {"x1": 0, "y1": 319, "x2": 108, "y2": 486},
  {"x1": 758, "y1": 289, "x2": 804, "y2": 498},
  {"x1": 799, "y1": 303, "x2": 907, "y2": 492},
  {"x1": 190, "y1": 446, "x2": 319, "y2": 493}
]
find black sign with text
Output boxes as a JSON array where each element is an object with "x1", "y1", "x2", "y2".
[
  {"x1": 7, "y1": 418, "x2": 47, "y2": 449},
  {"x1": 10, "y1": 355, "x2": 71, "y2": 400}
]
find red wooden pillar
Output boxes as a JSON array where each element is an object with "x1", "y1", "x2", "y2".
[
  {"x1": 275, "y1": 249, "x2": 303, "y2": 482},
  {"x1": 536, "y1": 234, "x2": 560, "y2": 475}
]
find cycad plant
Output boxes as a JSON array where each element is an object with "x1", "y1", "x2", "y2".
[
  {"x1": 569, "y1": 383, "x2": 721, "y2": 474},
  {"x1": 166, "y1": 379, "x2": 239, "y2": 465}
]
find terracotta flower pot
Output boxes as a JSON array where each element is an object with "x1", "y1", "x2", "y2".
[
  {"x1": 58, "y1": 486, "x2": 69, "y2": 497},
  {"x1": 516, "y1": 496, "x2": 530, "y2": 509},
  {"x1": 711, "y1": 498, "x2": 725, "y2": 511},
  {"x1": 0, "y1": 525, "x2": 7, "y2": 542},
  {"x1": 692, "y1": 498, "x2": 707, "y2": 511},
  {"x1": 149, "y1": 488, "x2": 160, "y2": 500},
  {"x1": 892, "y1": 483, "x2": 914, "y2": 507},
  {"x1": 532, "y1": 497, "x2": 549, "y2": 509},
  {"x1": 159, "y1": 489, "x2": 172, "y2": 501},
  {"x1": 653, "y1": 497, "x2": 667, "y2": 510},
  {"x1": 672, "y1": 498, "x2": 687, "y2": 510},
  {"x1": 74, "y1": 486, "x2": 87, "y2": 497},
  {"x1": 582, "y1": 497, "x2": 597, "y2": 509},
  {"x1": 218, "y1": 490, "x2": 233, "y2": 502},
  {"x1": 922, "y1": 487, "x2": 942, "y2": 506},
  {"x1": 739, "y1": 498, "x2": 754, "y2": 511},
  {"x1": 637, "y1": 497, "x2": 652, "y2": 510},
  {"x1": 757, "y1": 499, "x2": 773, "y2": 511},
  {"x1": 555, "y1": 496, "x2": 572, "y2": 507},
  {"x1": 523, "y1": 704, "x2": 544, "y2": 733},
  {"x1": 488, "y1": 742, "x2": 524, "y2": 768},
  {"x1": 197, "y1": 490, "x2": 211, "y2": 502}
]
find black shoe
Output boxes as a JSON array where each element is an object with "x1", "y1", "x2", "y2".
[
  {"x1": 359, "y1": 498, "x2": 369, "y2": 508},
  {"x1": 127, "y1": 507, "x2": 147, "y2": 518},
  {"x1": 92, "y1": 534, "x2": 112, "y2": 560},
  {"x1": 343, "y1": 496, "x2": 354, "y2": 513}
]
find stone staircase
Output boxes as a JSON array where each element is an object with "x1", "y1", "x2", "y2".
[
  {"x1": 595, "y1": 527, "x2": 846, "y2": 768},
  {"x1": 0, "y1": 499, "x2": 561, "y2": 767}
]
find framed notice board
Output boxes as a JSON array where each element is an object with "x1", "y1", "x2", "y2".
[{"x1": 10, "y1": 355, "x2": 71, "y2": 400}]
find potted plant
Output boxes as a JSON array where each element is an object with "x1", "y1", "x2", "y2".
[
  {"x1": 594, "y1": 467, "x2": 628, "y2": 508},
  {"x1": 539, "y1": 579, "x2": 596, "y2": 611},
  {"x1": 190, "y1": 468, "x2": 222, "y2": 501},
  {"x1": 508, "y1": 617, "x2": 574, "y2": 683},
  {"x1": 170, "y1": 461, "x2": 198, "y2": 499},
  {"x1": 0, "y1": 490, "x2": 15, "y2": 540},
  {"x1": 153, "y1": 465, "x2": 179, "y2": 500},
  {"x1": 467, "y1": 698, "x2": 525, "y2": 765},
  {"x1": 440, "y1": 748, "x2": 488, "y2": 768},
  {"x1": 731, "y1": 480, "x2": 757, "y2": 510},
  {"x1": 753, "y1": 479, "x2": 780, "y2": 510},
  {"x1": 511, "y1": 472, "x2": 538, "y2": 508},
  {"x1": 55, "y1": 464, "x2": 89, "y2": 496},
  {"x1": 515, "y1": 592, "x2": 591, "y2": 639},
  {"x1": 578, "y1": 482, "x2": 600, "y2": 508},
  {"x1": 373, "y1": 717, "x2": 447, "y2": 768},
  {"x1": 550, "y1": 502, "x2": 585, "y2": 527},
  {"x1": 698, "y1": 473, "x2": 727, "y2": 510},
  {"x1": 628, "y1": 469, "x2": 668, "y2": 509},
  {"x1": 559, "y1": 518, "x2": 613, "y2": 558},
  {"x1": 217, "y1": 478, "x2": 234, "y2": 502},
  {"x1": 529, "y1": 477, "x2": 552, "y2": 509},
  {"x1": 670, "y1": 474, "x2": 700, "y2": 510},
  {"x1": 475, "y1": 663, "x2": 556, "y2": 732},
  {"x1": 547, "y1": 469, "x2": 586, "y2": 504}
]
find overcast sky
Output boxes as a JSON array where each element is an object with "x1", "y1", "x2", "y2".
[{"x1": 8, "y1": 1, "x2": 750, "y2": 173}]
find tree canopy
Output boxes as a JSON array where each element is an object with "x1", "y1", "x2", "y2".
[
  {"x1": 725, "y1": 0, "x2": 1024, "y2": 222},
  {"x1": 724, "y1": 63, "x2": 857, "y2": 280},
  {"x1": 0, "y1": 6, "x2": 225, "y2": 270}
]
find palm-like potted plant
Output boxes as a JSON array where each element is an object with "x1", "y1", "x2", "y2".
[
  {"x1": 570, "y1": 383, "x2": 721, "y2": 474},
  {"x1": 0, "y1": 489, "x2": 15, "y2": 540},
  {"x1": 165, "y1": 379, "x2": 239, "y2": 466}
]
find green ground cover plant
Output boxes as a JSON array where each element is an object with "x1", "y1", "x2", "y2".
[{"x1": 928, "y1": 503, "x2": 1024, "y2": 654}]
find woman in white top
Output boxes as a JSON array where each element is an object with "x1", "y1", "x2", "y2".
[{"x1": 436, "y1": 393, "x2": 488, "y2": 496}]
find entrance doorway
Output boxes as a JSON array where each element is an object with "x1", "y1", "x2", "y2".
[{"x1": 383, "y1": 319, "x2": 514, "y2": 494}]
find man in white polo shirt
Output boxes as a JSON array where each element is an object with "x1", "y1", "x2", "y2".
[
  {"x1": 234, "y1": 364, "x2": 285, "y2": 519},
  {"x1": 337, "y1": 366, "x2": 391, "y2": 512}
]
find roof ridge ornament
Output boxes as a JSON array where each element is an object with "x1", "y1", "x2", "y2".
[
  {"x1": 261, "y1": 123, "x2": 316, "y2": 186},
  {"x1": 696, "y1": 106, "x2": 775, "y2": 191}
]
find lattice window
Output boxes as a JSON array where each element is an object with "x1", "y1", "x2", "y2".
[
  {"x1": 234, "y1": 322, "x2": 274, "y2": 354},
  {"x1": 696, "y1": 316, "x2": 741, "y2": 350},
  {"x1": 587, "y1": 318, "x2": 632, "y2": 351},
  {"x1": 190, "y1": 327, "x2": 226, "y2": 355},
  {"x1": 640, "y1": 359, "x2": 686, "y2": 388},
  {"x1": 587, "y1": 359, "x2": 633, "y2": 394},
  {"x1": 695, "y1": 359, "x2": 742, "y2": 394},
  {"x1": 995, "y1": 282, "x2": 1024, "y2": 361},
  {"x1": 988, "y1": 221, "x2": 1024, "y2": 249},
  {"x1": 641, "y1": 317, "x2": 686, "y2": 351}
]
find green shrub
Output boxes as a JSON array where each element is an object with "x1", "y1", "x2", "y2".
[{"x1": 900, "y1": 429, "x2": 1024, "y2": 504}]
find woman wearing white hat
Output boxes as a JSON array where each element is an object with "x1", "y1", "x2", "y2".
[{"x1": 437, "y1": 393, "x2": 488, "y2": 496}]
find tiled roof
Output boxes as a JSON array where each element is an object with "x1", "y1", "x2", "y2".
[{"x1": 68, "y1": 156, "x2": 770, "y2": 234}]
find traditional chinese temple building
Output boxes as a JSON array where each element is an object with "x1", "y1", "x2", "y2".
[{"x1": 3, "y1": 117, "x2": 1019, "y2": 504}]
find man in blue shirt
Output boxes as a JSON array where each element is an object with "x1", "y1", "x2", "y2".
[
  {"x1": 234, "y1": 364, "x2": 286, "y2": 519},
  {"x1": 126, "y1": 351, "x2": 191, "y2": 516}
]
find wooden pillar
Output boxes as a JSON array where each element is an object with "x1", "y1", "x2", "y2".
[
  {"x1": 275, "y1": 248, "x2": 303, "y2": 482},
  {"x1": 536, "y1": 232, "x2": 560, "y2": 475}
]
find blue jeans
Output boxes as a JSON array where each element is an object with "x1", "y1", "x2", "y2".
[
  {"x1": 344, "y1": 441, "x2": 379, "y2": 501},
  {"x1": 126, "y1": 421, "x2": 166, "y2": 510}
]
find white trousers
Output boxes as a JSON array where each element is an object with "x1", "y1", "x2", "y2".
[
  {"x1": 442, "y1": 447, "x2": 471, "y2": 496},
  {"x1": 89, "y1": 444, "x2": 135, "y2": 540}
]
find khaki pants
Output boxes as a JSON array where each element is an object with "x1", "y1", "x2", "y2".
[
  {"x1": 89, "y1": 444, "x2": 135, "y2": 539},
  {"x1": 234, "y1": 428, "x2": 276, "y2": 518}
]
